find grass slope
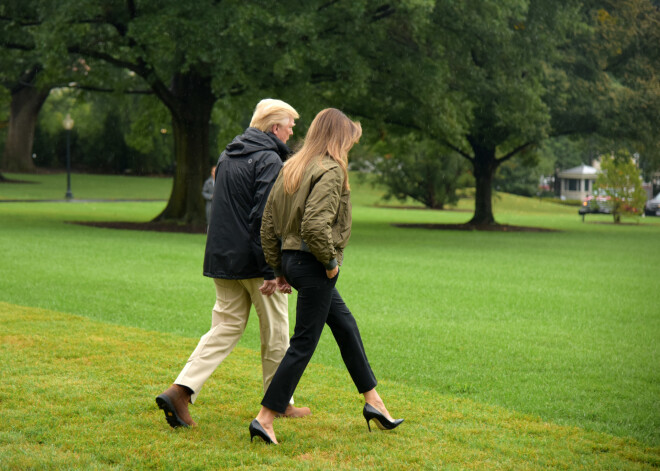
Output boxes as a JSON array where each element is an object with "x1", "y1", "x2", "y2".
[
  {"x1": 1, "y1": 303, "x2": 658, "y2": 470},
  {"x1": 1, "y1": 172, "x2": 659, "y2": 451}
]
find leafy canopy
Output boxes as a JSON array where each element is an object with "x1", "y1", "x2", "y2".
[{"x1": 595, "y1": 150, "x2": 648, "y2": 222}]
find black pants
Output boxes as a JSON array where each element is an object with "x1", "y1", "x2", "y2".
[{"x1": 261, "y1": 251, "x2": 377, "y2": 413}]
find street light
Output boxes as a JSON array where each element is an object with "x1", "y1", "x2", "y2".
[
  {"x1": 62, "y1": 113, "x2": 74, "y2": 200},
  {"x1": 160, "y1": 128, "x2": 173, "y2": 174}
]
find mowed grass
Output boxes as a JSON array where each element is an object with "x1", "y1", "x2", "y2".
[
  {"x1": 0, "y1": 172, "x2": 172, "y2": 200},
  {"x1": 1, "y1": 172, "x2": 659, "y2": 468},
  {"x1": 1, "y1": 303, "x2": 658, "y2": 470}
]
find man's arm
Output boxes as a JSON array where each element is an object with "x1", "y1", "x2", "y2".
[{"x1": 250, "y1": 153, "x2": 282, "y2": 279}]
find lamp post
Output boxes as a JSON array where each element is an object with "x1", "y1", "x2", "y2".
[
  {"x1": 63, "y1": 114, "x2": 74, "y2": 200},
  {"x1": 160, "y1": 127, "x2": 173, "y2": 174}
]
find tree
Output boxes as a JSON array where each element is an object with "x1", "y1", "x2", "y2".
[
  {"x1": 331, "y1": 0, "x2": 578, "y2": 224},
  {"x1": 1, "y1": 67, "x2": 50, "y2": 173},
  {"x1": 362, "y1": 133, "x2": 471, "y2": 209},
  {"x1": 30, "y1": 88, "x2": 172, "y2": 174},
  {"x1": 3, "y1": 1, "x2": 402, "y2": 225},
  {"x1": 595, "y1": 151, "x2": 647, "y2": 223},
  {"x1": 433, "y1": 0, "x2": 600, "y2": 225},
  {"x1": 547, "y1": 0, "x2": 660, "y2": 180},
  {"x1": 493, "y1": 158, "x2": 541, "y2": 197},
  {"x1": 0, "y1": 1, "x2": 52, "y2": 174},
  {"x1": 2, "y1": 1, "x2": 261, "y2": 223},
  {"x1": 358, "y1": 0, "x2": 659, "y2": 226}
]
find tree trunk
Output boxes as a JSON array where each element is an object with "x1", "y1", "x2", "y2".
[
  {"x1": 153, "y1": 70, "x2": 216, "y2": 226},
  {"x1": 468, "y1": 142, "x2": 498, "y2": 225},
  {"x1": 1, "y1": 85, "x2": 50, "y2": 173}
]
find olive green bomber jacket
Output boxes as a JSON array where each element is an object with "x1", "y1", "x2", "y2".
[{"x1": 261, "y1": 155, "x2": 352, "y2": 275}]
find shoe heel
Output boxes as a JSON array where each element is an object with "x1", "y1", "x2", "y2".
[
  {"x1": 362, "y1": 403, "x2": 404, "y2": 432},
  {"x1": 249, "y1": 419, "x2": 274, "y2": 444}
]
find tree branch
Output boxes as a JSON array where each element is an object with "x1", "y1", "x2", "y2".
[
  {"x1": 0, "y1": 15, "x2": 42, "y2": 26},
  {"x1": 127, "y1": 0, "x2": 137, "y2": 19},
  {"x1": 372, "y1": 4, "x2": 396, "y2": 21},
  {"x1": 67, "y1": 45, "x2": 137, "y2": 71},
  {"x1": 496, "y1": 141, "x2": 534, "y2": 164},
  {"x1": 67, "y1": 45, "x2": 177, "y2": 112},
  {"x1": 442, "y1": 140, "x2": 475, "y2": 162},
  {"x1": 66, "y1": 83, "x2": 154, "y2": 94},
  {"x1": 318, "y1": 1, "x2": 340, "y2": 11},
  {"x1": 0, "y1": 41, "x2": 34, "y2": 51}
]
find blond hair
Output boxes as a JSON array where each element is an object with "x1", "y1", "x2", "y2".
[
  {"x1": 282, "y1": 108, "x2": 361, "y2": 194},
  {"x1": 249, "y1": 98, "x2": 299, "y2": 132}
]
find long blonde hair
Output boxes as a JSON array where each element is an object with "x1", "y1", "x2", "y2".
[{"x1": 282, "y1": 108, "x2": 361, "y2": 194}]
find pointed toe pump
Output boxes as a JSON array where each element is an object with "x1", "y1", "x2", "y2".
[
  {"x1": 249, "y1": 419, "x2": 276, "y2": 444},
  {"x1": 363, "y1": 403, "x2": 404, "y2": 432}
]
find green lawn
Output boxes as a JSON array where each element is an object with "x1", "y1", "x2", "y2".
[
  {"x1": 0, "y1": 172, "x2": 172, "y2": 200},
  {"x1": 2, "y1": 303, "x2": 657, "y2": 470},
  {"x1": 1, "y1": 172, "x2": 659, "y2": 469}
]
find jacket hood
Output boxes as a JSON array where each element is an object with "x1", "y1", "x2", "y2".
[{"x1": 224, "y1": 127, "x2": 290, "y2": 160}]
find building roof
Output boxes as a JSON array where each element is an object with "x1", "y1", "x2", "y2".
[{"x1": 558, "y1": 164, "x2": 599, "y2": 178}]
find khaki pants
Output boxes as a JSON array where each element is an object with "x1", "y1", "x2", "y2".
[{"x1": 175, "y1": 278, "x2": 289, "y2": 404}]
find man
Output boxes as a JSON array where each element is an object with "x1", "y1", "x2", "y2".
[
  {"x1": 202, "y1": 165, "x2": 216, "y2": 225},
  {"x1": 156, "y1": 99, "x2": 309, "y2": 428}
]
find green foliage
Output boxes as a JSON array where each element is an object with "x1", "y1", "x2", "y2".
[
  {"x1": 537, "y1": 136, "x2": 598, "y2": 172},
  {"x1": 362, "y1": 133, "x2": 472, "y2": 209},
  {"x1": 548, "y1": 0, "x2": 660, "y2": 142},
  {"x1": 595, "y1": 150, "x2": 648, "y2": 222},
  {"x1": 494, "y1": 158, "x2": 540, "y2": 197},
  {"x1": 30, "y1": 88, "x2": 173, "y2": 174}
]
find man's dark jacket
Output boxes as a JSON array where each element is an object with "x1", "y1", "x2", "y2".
[{"x1": 203, "y1": 127, "x2": 290, "y2": 280}]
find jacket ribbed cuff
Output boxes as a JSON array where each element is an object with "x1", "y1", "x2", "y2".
[{"x1": 324, "y1": 258, "x2": 338, "y2": 270}]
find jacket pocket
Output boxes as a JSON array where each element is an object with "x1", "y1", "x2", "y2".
[{"x1": 332, "y1": 190, "x2": 351, "y2": 245}]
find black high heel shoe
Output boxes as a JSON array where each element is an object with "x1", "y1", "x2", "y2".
[
  {"x1": 363, "y1": 403, "x2": 404, "y2": 432},
  {"x1": 249, "y1": 419, "x2": 276, "y2": 444}
]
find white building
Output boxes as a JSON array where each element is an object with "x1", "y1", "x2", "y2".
[{"x1": 557, "y1": 164, "x2": 599, "y2": 200}]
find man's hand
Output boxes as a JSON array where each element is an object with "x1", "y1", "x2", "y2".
[
  {"x1": 276, "y1": 275, "x2": 292, "y2": 294},
  {"x1": 259, "y1": 279, "x2": 278, "y2": 296},
  {"x1": 326, "y1": 266, "x2": 339, "y2": 279}
]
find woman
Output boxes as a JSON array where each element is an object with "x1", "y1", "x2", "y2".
[{"x1": 250, "y1": 108, "x2": 403, "y2": 444}]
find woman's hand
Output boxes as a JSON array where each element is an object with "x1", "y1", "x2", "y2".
[
  {"x1": 276, "y1": 275, "x2": 292, "y2": 294},
  {"x1": 326, "y1": 266, "x2": 339, "y2": 279}
]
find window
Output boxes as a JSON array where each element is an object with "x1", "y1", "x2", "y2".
[
  {"x1": 584, "y1": 179, "x2": 590, "y2": 192},
  {"x1": 568, "y1": 179, "x2": 578, "y2": 191}
]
